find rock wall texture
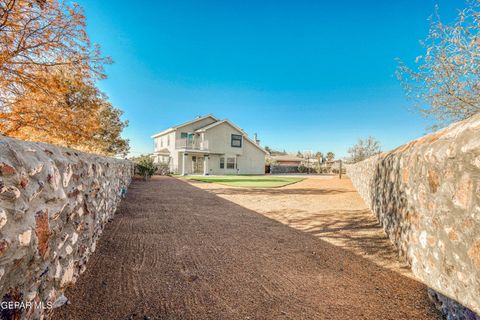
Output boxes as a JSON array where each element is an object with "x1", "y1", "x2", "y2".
[
  {"x1": 347, "y1": 113, "x2": 480, "y2": 317},
  {"x1": 0, "y1": 136, "x2": 132, "y2": 319}
]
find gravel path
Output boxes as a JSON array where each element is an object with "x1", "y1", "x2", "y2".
[{"x1": 53, "y1": 176, "x2": 440, "y2": 320}]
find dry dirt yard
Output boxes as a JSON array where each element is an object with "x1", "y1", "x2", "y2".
[
  {"x1": 190, "y1": 175, "x2": 413, "y2": 276},
  {"x1": 53, "y1": 176, "x2": 441, "y2": 320}
]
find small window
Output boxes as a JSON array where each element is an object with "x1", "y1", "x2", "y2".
[
  {"x1": 231, "y1": 134, "x2": 242, "y2": 148},
  {"x1": 227, "y1": 157, "x2": 235, "y2": 169},
  {"x1": 180, "y1": 132, "x2": 188, "y2": 139},
  {"x1": 167, "y1": 135, "x2": 170, "y2": 146},
  {"x1": 160, "y1": 139, "x2": 163, "y2": 148},
  {"x1": 220, "y1": 157, "x2": 225, "y2": 169}
]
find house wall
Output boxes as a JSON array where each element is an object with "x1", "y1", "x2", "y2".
[
  {"x1": 153, "y1": 131, "x2": 176, "y2": 172},
  {"x1": 154, "y1": 117, "x2": 217, "y2": 174},
  {"x1": 171, "y1": 151, "x2": 180, "y2": 174},
  {"x1": 346, "y1": 113, "x2": 480, "y2": 318},
  {"x1": 204, "y1": 122, "x2": 245, "y2": 156},
  {"x1": 154, "y1": 132, "x2": 175, "y2": 153},
  {"x1": 203, "y1": 123, "x2": 265, "y2": 175},
  {"x1": 208, "y1": 154, "x2": 239, "y2": 175},
  {"x1": 237, "y1": 139, "x2": 266, "y2": 175},
  {"x1": 154, "y1": 118, "x2": 266, "y2": 175},
  {"x1": 208, "y1": 155, "x2": 225, "y2": 175},
  {"x1": 175, "y1": 152, "x2": 183, "y2": 175},
  {"x1": 0, "y1": 136, "x2": 132, "y2": 319},
  {"x1": 174, "y1": 117, "x2": 217, "y2": 142}
]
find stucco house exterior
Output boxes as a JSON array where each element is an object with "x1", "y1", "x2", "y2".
[{"x1": 151, "y1": 115, "x2": 267, "y2": 175}]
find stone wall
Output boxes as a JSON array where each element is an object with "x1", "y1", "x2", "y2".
[
  {"x1": 347, "y1": 114, "x2": 480, "y2": 317},
  {"x1": 0, "y1": 136, "x2": 132, "y2": 319}
]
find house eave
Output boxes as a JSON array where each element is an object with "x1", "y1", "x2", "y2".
[
  {"x1": 195, "y1": 119, "x2": 267, "y2": 154},
  {"x1": 151, "y1": 128, "x2": 174, "y2": 138},
  {"x1": 151, "y1": 114, "x2": 218, "y2": 138}
]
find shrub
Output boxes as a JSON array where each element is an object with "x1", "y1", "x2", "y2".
[
  {"x1": 155, "y1": 163, "x2": 170, "y2": 176},
  {"x1": 298, "y1": 164, "x2": 307, "y2": 173},
  {"x1": 134, "y1": 155, "x2": 157, "y2": 180}
]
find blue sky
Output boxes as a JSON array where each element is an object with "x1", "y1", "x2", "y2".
[{"x1": 77, "y1": 0, "x2": 463, "y2": 158}]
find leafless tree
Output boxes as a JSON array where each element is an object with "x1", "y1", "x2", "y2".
[
  {"x1": 397, "y1": 1, "x2": 480, "y2": 129},
  {"x1": 347, "y1": 137, "x2": 381, "y2": 163}
]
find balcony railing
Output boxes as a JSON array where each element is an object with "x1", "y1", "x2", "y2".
[{"x1": 175, "y1": 139, "x2": 209, "y2": 150}]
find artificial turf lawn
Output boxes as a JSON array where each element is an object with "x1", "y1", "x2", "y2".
[{"x1": 181, "y1": 175, "x2": 304, "y2": 188}]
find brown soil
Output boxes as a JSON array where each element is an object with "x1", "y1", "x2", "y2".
[
  {"x1": 191, "y1": 176, "x2": 414, "y2": 276},
  {"x1": 53, "y1": 176, "x2": 441, "y2": 320}
]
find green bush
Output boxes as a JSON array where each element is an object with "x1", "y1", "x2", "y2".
[
  {"x1": 134, "y1": 155, "x2": 158, "y2": 180},
  {"x1": 298, "y1": 164, "x2": 307, "y2": 173}
]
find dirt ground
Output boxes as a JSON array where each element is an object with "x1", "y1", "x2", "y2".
[
  {"x1": 190, "y1": 175, "x2": 413, "y2": 276},
  {"x1": 53, "y1": 176, "x2": 441, "y2": 320}
]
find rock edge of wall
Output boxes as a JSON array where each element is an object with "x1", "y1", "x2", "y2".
[
  {"x1": 347, "y1": 114, "x2": 480, "y2": 317},
  {"x1": 0, "y1": 136, "x2": 132, "y2": 319}
]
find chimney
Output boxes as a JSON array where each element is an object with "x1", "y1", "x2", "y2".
[{"x1": 254, "y1": 133, "x2": 260, "y2": 145}]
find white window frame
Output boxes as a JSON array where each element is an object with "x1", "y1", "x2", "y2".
[
  {"x1": 220, "y1": 157, "x2": 225, "y2": 169},
  {"x1": 226, "y1": 157, "x2": 235, "y2": 169}
]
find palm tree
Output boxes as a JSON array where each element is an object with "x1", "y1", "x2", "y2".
[{"x1": 326, "y1": 152, "x2": 335, "y2": 162}]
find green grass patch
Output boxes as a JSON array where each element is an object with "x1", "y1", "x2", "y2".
[{"x1": 181, "y1": 175, "x2": 304, "y2": 188}]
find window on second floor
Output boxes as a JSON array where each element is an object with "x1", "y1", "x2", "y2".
[
  {"x1": 167, "y1": 135, "x2": 170, "y2": 146},
  {"x1": 181, "y1": 132, "x2": 195, "y2": 142},
  {"x1": 231, "y1": 134, "x2": 242, "y2": 148}
]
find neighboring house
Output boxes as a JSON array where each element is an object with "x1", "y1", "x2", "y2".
[
  {"x1": 268, "y1": 154, "x2": 303, "y2": 174},
  {"x1": 271, "y1": 155, "x2": 303, "y2": 167},
  {"x1": 151, "y1": 115, "x2": 267, "y2": 175}
]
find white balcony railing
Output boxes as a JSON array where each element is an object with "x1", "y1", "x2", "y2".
[{"x1": 175, "y1": 139, "x2": 209, "y2": 150}]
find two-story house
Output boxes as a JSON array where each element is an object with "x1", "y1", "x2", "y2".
[{"x1": 151, "y1": 115, "x2": 267, "y2": 175}]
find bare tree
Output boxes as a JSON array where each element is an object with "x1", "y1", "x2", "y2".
[
  {"x1": 347, "y1": 137, "x2": 381, "y2": 163},
  {"x1": 397, "y1": 1, "x2": 480, "y2": 129}
]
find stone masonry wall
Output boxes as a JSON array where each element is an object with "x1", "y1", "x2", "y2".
[
  {"x1": 0, "y1": 136, "x2": 132, "y2": 319},
  {"x1": 347, "y1": 113, "x2": 480, "y2": 317}
]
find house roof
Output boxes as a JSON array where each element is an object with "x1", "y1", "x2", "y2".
[
  {"x1": 196, "y1": 119, "x2": 267, "y2": 154},
  {"x1": 244, "y1": 135, "x2": 268, "y2": 154},
  {"x1": 151, "y1": 114, "x2": 218, "y2": 138},
  {"x1": 271, "y1": 155, "x2": 303, "y2": 162},
  {"x1": 194, "y1": 120, "x2": 228, "y2": 132},
  {"x1": 153, "y1": 148, "x2": 170, "y2": 155},
  {"x1": 194, "y1": 119, "x2": 244, "y2": 133},
  {"x1": 151, "y1": 115, "x2": 267, "y2": 154}
]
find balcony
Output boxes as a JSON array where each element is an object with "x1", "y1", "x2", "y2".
[{"x1": 175, "y1": 139, "x2": 209, "y2": 151}]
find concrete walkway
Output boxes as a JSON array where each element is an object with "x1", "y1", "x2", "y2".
[{"x1": 53, "y1": 176, "x2": 440, "y2": 320}]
